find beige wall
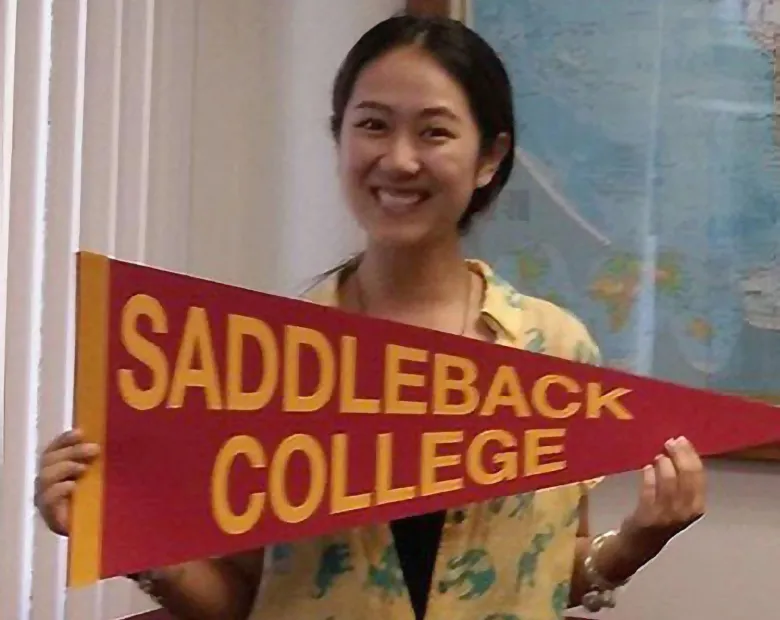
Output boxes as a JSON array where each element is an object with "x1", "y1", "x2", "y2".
[
  {"x1": 186, "y1": 0, "x2": 391, "y2": 296},
  {"x1": 575, "y1": 459, "x2": 780, "y2": 620}
]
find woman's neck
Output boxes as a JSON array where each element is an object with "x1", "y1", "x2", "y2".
[{"x1": 354, "y1": 239, "x2": 471, "y2": 312}]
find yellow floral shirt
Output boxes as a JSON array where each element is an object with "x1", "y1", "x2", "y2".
[{"x1": 249, "y1": 259, "x2": 602, "y2": 620}]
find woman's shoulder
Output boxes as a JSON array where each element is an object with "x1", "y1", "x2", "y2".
[
  {"x1": 472, "y1": 259, "x2": 601, "y2": 364},
  {"x1": 521, "y1": 295, "x2": 601, "y2": 362}
]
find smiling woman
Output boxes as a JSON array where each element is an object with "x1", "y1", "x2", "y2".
[
  {"x1": 33, "y1": 9, "x2": 707, "y2": 620},
  {"x1": 239, "y1": 13, "x2": 703, "y2": 620}
]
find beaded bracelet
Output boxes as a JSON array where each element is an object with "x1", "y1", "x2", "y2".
[{"x1": 581, "y1": 530, "x2": 630, "y2": 612}]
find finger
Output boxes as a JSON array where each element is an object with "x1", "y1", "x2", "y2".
[
  {"x1": 39, "y1": 442, "x2": 100, "y2": 469},
  {"x1": 36, "y1": 481, "x2": 76, "y2": 512},
  {"x1": 43, "y1": 429, "x2": 85, "y2": 454},
  {"x1": 637, "y1": 464, "x2": 657, "y2": 512},
  {"x1": 663, "y1": 439, "x2": 691, "y2": 516},
  {"x1": 672, "y1": 436, "x2": 705, "y2": 515},
  {"x1": 654, "y1": 454, "x2": 678, "y2": 518},
  {"x1": 36, "y1": 460, "x2": 88, "y2": 492}
]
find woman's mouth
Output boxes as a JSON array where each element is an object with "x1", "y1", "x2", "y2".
[{"x1": 373, "y1": 188, "x2": 431, "y2": 214}]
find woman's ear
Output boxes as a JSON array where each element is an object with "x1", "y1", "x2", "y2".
[{"x1": 476, "y1": 132, "x2": 511, "y2": 188}]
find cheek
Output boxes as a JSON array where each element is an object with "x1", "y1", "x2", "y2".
[
  {"x1": 339, "y1": 138, "x2": 377, "y2": 183},
  {"x1": 427, "y1": 150, "x2": 480, "y2": 195},
  {"x1": 338, "y1": 141, "x2": 376, "y2": 219}
]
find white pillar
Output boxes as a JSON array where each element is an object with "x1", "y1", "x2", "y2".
[{"x1": 1, "y1": 2, "x2": 56, "y2": 620}]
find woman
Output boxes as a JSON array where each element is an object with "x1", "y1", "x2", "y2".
[{"x1": 34, "y1": 14, "x2": 705, "y2": 620}]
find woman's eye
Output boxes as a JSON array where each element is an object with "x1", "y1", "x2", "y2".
[
  {"x1": 422, "y1": 126, "x2": 455, "y2": 140},
  {"x1": 355, "y1": 118, "x2": 386, "y2": 132}
]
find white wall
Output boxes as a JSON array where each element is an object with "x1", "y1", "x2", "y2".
[
  {"x1": 0, "y1": 1, "x2": 400, "y2": 619},
  {"x1": 187, "y1": 0, "x2": 385, "y2": 296}
]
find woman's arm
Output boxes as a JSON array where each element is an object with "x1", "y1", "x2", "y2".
[
  {"x1": 569, "y1": 496, "x2": 663, "y2": 606},
  {"x1": 130, "y1": 549, "x2": 264, "y2": 620},
  {"x1": 569, "y1": 437, "x2": 705, "y2": 608}
]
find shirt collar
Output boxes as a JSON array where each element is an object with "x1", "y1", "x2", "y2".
[
  {"x1": 468, "y1": 259, "x2": 522, "y2": 342},
  {"x1": 304, "y1": 258, "x2": 522, "y2": 343}
]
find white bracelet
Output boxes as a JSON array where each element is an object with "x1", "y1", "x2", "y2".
[{"x1": 581, "y1": 530, "x2": 630, "y2": 612}]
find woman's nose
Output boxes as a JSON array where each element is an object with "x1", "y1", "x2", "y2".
[{"x1": 378, "y1": 134, "x2": 421, "y2": 176}]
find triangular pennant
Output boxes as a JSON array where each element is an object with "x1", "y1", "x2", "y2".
[{"x1": 67, "y1": 252, "x2": 780, "y2": 587}]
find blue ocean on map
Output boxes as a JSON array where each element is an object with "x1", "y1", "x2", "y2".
[{"x1": 466, "y1": 0, "x2": 780, "y2": 396}]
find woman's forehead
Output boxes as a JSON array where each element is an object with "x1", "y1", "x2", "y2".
[{"x1": 348, "y1": 47, "x2": 472, "y2": 118}]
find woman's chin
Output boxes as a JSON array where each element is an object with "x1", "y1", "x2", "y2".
[{"x1": 367, "y1": 223, "x2": 438, "y2": 249}]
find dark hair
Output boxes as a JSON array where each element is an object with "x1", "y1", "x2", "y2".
[{"x1": 330, "y1": 14, "x2": 516, "y2": 235}]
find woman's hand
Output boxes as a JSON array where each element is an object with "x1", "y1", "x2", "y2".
[
  {"x1": 34, "y1": 429, "x2": 101, "y2": 536},
  {"x1": 621, "y1": 436, "x2": 706, "y2": 552}
]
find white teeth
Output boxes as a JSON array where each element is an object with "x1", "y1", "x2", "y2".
[{"x1": 376, "y1": 189, "x2": 425, "y2": 212}]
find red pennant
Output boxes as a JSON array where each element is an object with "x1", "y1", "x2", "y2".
[{"x1": 67, "y1": 252, "x2": 780, "y2": 587}]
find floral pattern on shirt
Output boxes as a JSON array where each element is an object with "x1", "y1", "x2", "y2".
[{"x1": 250, "y1": 259, "x2": 603, "y2": 620}]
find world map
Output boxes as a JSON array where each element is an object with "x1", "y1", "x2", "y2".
[{"x1": 467, "y1": 0, "x2": 780, "y2": 394}]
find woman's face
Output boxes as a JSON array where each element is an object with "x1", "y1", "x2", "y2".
[{"x1": 337, "y1": 45, "x2": 503, "y2": 248}]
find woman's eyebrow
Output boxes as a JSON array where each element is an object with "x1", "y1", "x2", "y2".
[{"x1": 354, "y1": 100, "x2": 460, "y2": 121}]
